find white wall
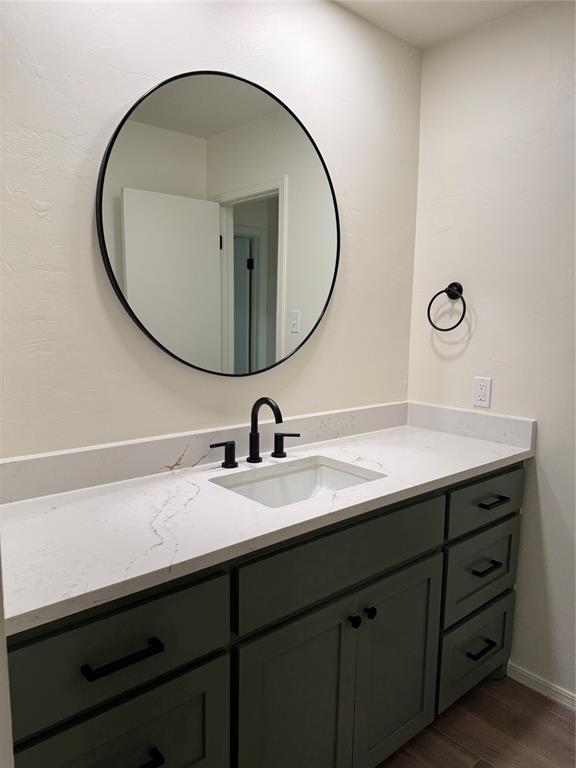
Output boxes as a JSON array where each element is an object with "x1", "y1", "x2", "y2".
[
  {"x1": 207, "y1": 108, "x2": 337, "y2": 354},
  {"x1": 0, "y1": 0, "x2": 421, "y2": 457},
  {"x1": 410, "y1": 2, "x2": 575, "y2": 695}
]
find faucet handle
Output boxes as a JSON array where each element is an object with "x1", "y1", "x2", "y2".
[
  {"x1": 271, "y1": 432, "x2": 301, "y2": 459},
  {"x1": 210, "y1": 441, "x2": 238, "y2": 469}
]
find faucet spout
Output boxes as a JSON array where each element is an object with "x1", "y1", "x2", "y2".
[
  {"x1": 247, "y1": 397, "x2": 284, "y2": 463},
  {"x1": 250, "y1": 397, "x2": 283, "y2": 432}
]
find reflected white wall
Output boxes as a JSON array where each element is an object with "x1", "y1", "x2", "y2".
[
  {"x1": 102, "y1": 120, "x2": 208, "y2": 280},
  {"x1": 207, "y1": 108, "x2": 337, "y2": 355}
]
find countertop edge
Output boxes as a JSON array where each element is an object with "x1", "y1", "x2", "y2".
[{"x1": 4, "y1": 448, "x2": 532, "y2": 637}]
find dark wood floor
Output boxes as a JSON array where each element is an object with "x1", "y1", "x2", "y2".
[{"x1": 380, "y1": 677, "x2": 575, "y2": 768}]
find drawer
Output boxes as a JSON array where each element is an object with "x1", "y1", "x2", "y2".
[
  {"x1": 14, "y1": 654, "x2": 229, "y2": 768},
  {"x1": 448, "y1": 467, "x2": 524, "y2": 539},
  {"x1": 438, "y1": 591, "x2": 515, "y2": 713},
  {"x1": 238, "y1": 496, "x2": 445, "y2": 634},
  {"x1": 443, "y1": 516, "x2": 520, "y2": 628},
  {"x1": 9, "y1": 573, "x2": 230, "y2": 743}
]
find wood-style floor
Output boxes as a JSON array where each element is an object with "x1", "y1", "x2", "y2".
[{"x1": 380, "y1": 677, "x2": 575, "y2": 768}]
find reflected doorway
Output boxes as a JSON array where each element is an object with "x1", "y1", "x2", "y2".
[{"x1": 229, "y1": 194, "x2": 279, "y2": 374}]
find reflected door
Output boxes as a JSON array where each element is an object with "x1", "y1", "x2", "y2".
[{"x1": 122, "y1": 188, "x2": 222, "y2": 370}]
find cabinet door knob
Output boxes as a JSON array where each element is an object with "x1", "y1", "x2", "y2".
[
  {"x1": 364, "y1": 606, "x2": 378, "y2": 620},
  {"x1": 348, "y1": 615, "x2": 362, "y2": 629}
]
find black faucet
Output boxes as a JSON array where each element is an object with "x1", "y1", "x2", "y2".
[{"x1": 247, "y1": 397, "x2": 283, "y2": 463}]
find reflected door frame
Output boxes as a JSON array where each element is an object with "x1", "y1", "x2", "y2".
[{"x1": 212, "y1": 176, "x2": 288, "y2": 374}]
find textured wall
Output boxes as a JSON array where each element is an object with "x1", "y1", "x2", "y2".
[
  {"x1": 0, "y1": 0, "x2": 421, "y2": 457},
  {"x1": 409, "y1": 2, "x2": 575, "y2": 694}
]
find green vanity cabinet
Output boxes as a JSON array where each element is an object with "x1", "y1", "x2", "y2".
[
  {"x1": 14, "y1": 655, "x2": 230, "y2": 768},
  {"x1": 443, "y1": 515, "x2": 520, "y2": 628},
  {"x1": 236, "y1": 497, "x2": 445, "y2": 634},
  {"x1": 352, "y1": 555, "x2": 442, "y2": 767},
  {"x1": 238, "y1": 590, "x2": 359, "y2": 768},
  {"x1": 447, "y1": 466, "x2": 524, "y2": 539},
  {"x1": 438, "y1": 591, "x2": 516, "y2": 713},
  {"x1": 238, "y1": 555, "x2": 443, "y2": 768},
  {"x1": 437, "y1": 466, "x2": 524, "y2": 714},
  {"x1": 8, "y1": 463, "x2": 525, "y2": 768},
  {"x1": 9, "y1": 574, "x2": 230, "y2": 743}
]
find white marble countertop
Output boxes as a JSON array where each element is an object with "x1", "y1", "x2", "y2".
[{"x1": 0, "y1": 425, "x2": 533, "y2": 636}]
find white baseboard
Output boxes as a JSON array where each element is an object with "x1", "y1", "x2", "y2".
[{"x1": 507, "y1": 662, "x2": 576, "y2": 711}]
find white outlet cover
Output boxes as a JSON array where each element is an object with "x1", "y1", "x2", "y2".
[{"x1": 473, "y1": 377, "x2": 492, "y2": 408}]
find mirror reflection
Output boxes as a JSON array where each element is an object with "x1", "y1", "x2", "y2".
[{"x1": 99, "y1": 73, "x2": 339, "y2": 375}]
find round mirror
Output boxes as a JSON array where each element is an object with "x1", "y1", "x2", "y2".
[{"x1": 97, "y1": 71, "x2": 339, "y2": 376}]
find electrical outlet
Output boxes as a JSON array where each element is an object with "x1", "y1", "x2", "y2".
[
  {"x1": 289, "y1": 309, "x2": 301, "y2": 334},
  {"x1": 473, "y1": 377, "x2": 492, "y2": 408}
]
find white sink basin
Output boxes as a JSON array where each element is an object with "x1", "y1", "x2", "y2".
[{"x1": 210, "y1": 455, "x2": 386, "y2": 508}]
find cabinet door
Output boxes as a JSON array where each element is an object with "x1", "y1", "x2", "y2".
[
  {"x1": 238, "y1": 593, "x2": 359, "y2": 768},
  {"x1": 353, "y1": 555, "x2": 443, "y2": 768}
]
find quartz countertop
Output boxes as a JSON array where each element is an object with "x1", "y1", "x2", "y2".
[{"x1": 0, "y1": 425, "x2": 533, "y2": 636}]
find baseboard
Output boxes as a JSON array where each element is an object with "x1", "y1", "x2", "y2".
[{"x1": 507, "y1": 662, "x2": 576, "y2": 711}]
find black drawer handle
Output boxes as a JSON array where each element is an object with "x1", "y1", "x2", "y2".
[
  {"x1": 472, "y1": 559, "x2": 504, "y2": 578},
  {"x1": 364, "y1": 606, "x2": 378, "y2": 620},
  {"x1": 80, "y1": 637, "x2": 165, "y2": 682},
  {"x1": 466, "y1": 637, "x2": 498, "y2": 661},
  {"x1": 137, "y1": 747, "x2": 166, "y2": 768},
  {"x1": 348, "y1": 615, "x2": 362, "y2": 629},
  {"x1": 478, "y1": 494, "x2": 510, "y2": 510}
]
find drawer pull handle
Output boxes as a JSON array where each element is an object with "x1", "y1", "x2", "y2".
[
  {"x1": 472, "y1": 559, "x2": 504, "y2": 578},
  {"x1": 80, "y1": 636, "x2": 165, "y2": 682},
  {"x1": 348, "y1": 615, "x2": 362, "y2": 629},
  {"x1": 364, "y1": 606, "x2": 378, "y2": 620},
  {"x1": 466, "y1": 637, "x2": 497, "y2": 661},
  {"x1": 137, "y1": 747, "x2": 166, "y2": 768},
  {"x1": 478, "y1": 494, "x2": 510, "y2": 510}
]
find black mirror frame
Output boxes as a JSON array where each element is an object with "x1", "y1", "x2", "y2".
[{"x1": 95, "y1": 70, "x2": 341, "y2": 377}]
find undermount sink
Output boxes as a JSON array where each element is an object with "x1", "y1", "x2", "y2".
[{"x1": 210, "y1": 455, "x2": 386, "y2": 508}]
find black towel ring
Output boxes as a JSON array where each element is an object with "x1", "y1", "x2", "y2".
[{"x1": 427, "y1": 282, "x2": 466, "y2": 332}]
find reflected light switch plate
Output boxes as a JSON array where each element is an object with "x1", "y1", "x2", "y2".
[{"x1": 289, "y1": 309, "x2": 301, "y2": 333}]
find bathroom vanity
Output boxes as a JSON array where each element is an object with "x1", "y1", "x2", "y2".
[
  {"x1": 0, "y1": 69, "x2": 531, "y2": 767},
  {"x1": 1, "y1": 423, "x2": 528, "y2": 768}
]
